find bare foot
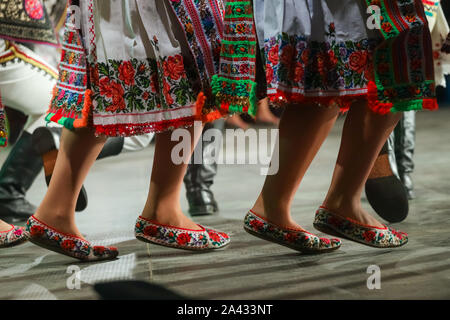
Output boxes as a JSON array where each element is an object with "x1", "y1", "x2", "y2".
[
  {"x1": 256, "y1": 98, "x2": 280, "y2": 125},
  {"x1": 141, "y1": 208, "x2": 203, "y2": 231},
  {"x1": 251, "y1": 200, "x2": 307, "y2": 231},
  {"x1": 256, "y1": 112, "x2": 280, "y2": 126},
  {"x1": 0, "y1": 220, "x2": 13, "y2": 232},
  {"x1": 321, "y1": 203, "x2": 385, "y2": 228},
  {"x1": 33, "y1": 211, "x2": 85, "y2": 239},
  {"x1": 226, "y1": 114, "x2": 250, "y2": 130}
]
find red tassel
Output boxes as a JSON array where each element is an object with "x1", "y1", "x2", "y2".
[
  {"x1": 73, "y1": 89, "x2": 93, "y2": 128},
  {"x1": 267, "y1": 89, "x2": 365, "y2": 113},
  {"x1": 366, "y1": 81, "x2": 392, "y2": 115},
  {"x1": 94, "y1": 116, "x2": 198, "y2": 137},
  {"x1": 194, "y1": 92, "x2": 207, "y2": 121},
  {"x1": 422, "y1": 98, "x2": 439, "y2": 111},
  {"x1": 203, "y1": 109, "x2": 224, "y2": 122},
  {"x1": 50, "y1": 109, "x2": 63, "y2": 122}
]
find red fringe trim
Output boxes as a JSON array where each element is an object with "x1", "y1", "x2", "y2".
[
  {"x1": 367, "y1": 81, "x2": 392, "y2": 115},
  {"x1": 268, "y1": 82, "x2": 438, "y2": 115},
  {"x1": 73, "y1": 89, "x2": 93, "y2": 128},
  {"x1": 422, "y1": 98, "x2": 439, "y2": 111},
  {"x1": 93, "y1": 109, "x2": 228, "y2": 137},
  {"x1": 195, "y1": 92, "x2": 207, "y2": 121},
  {"x1": 93, "y1": 116, "x2": 198, "y2": 137},
  {"x1": 195, "y1": 91, "x2": 228, "y2": 123},
  {"x1": 268, "y1": 90, "x2": 365, "y2": 114},
  {"x1": 48, "y1": 90, "x2": 236, "y2": 137},
  {"x1": 216, "y1": 100, "x2": 249, "y2": 115},
  {"x1": 49, "y1": 109, "x2": 63, "y2": 123},
  {"x1": 203, "y1": 109, "x2": 225, "y2": 122}
]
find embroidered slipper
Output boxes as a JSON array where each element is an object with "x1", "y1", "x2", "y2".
[
  {"x1": 135, "y1": 216, "x2": 230, "y2": 251},
  {"x1": 0, "y1": 225, "x2": 27, "y2": 248},
  {"x1": 313, "y1": 207, "x2": 408, "y2": 248},
  {"x1": 243, "y1": 210, "x2": 341, "y2": 254},
  {"x1": 25, "y1": 216, "x2": 119, "y2": 261}
]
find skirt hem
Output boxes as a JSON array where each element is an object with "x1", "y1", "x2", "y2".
[
  {"x1": 46, "y1": 91, "x2": 227, "y2": 137},
  {"x1": 267, "y1": 81, "x2": 439, "y2": 114}
]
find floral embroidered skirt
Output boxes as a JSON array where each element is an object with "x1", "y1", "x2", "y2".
[
  {"x1": 47, "y1": 0, "x2": 225, "y2": 137},
  {"x1": 252, "y1": 0, "x2": 438, "y2": 113}
]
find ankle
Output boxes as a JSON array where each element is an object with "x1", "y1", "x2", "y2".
[
  {"x1": 251, "y1": 203, "x2": 292, "y2": 224},
  {"x1": 321, "y1": 201, "x2": 384, "y2": 228},
  {"x1": 0, "y1": 220, "x2": 12, "y2": 232},
  {"x1": 322, "y1": 194, "x2": 360, "y2": 213},
  {"x1": 34, "y1": 208, "x2": 74, "y2": 224},
  {"x1": 321, "y1": 202, "x2": 358, "y2": 217},
  {"x1": 141, "y1": 205, "x2": 183, "y2": 221}
]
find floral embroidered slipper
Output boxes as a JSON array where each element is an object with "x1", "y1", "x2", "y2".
[
  {"x1": 135, "y1": 216, "x2": 231, "y2": 251},
  {"x1": 25, "y1": 216, "x2": 119, "y2": 261},
  {"x1": 243, "y1": 210, "x2": 341, "y2": 254},
  {"x1": 0, "y1": 225, "x2": 27, "y2": 248},
  {"x1": 313, "y1": 207, "x2": 408, "y2": 248}
]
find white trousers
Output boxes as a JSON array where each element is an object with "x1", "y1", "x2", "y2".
[{"x1": 0, "y1": 40, "x2": 57, "y2": 132}]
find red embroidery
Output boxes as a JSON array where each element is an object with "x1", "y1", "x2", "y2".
[{"x1": 24, "y1": 0, "x2": 44, "y2": 20}]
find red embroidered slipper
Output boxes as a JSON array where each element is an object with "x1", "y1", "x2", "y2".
[
  {"x1": 135, "y1": 216, "x2": 231, "y2": 251},
  {"x1": 0, "y1": 225, "x2": 27, "y2": 248},
  {"x1": 25, "y1": 216, "x2": 119, "y2": 261},
  {"x1": 313, "y1": 207, "x2": 408, "y2": 248},
  {"x1": 244, "y1": 210, "x2": 341, "y2": 254}
]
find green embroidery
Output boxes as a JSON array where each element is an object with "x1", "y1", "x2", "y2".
[
  {"x1": 45, "y1": 113, "x2": 75, "y2": 131},
  {"x1": 213, "y1": 0, "x2": 258, "y2": 116},
  {"x1": 365, "y1": 0, "x2": 437, "y2": 112},
  {"x1": 211, "y1": 76, "x2": 257, "y2": 116}
]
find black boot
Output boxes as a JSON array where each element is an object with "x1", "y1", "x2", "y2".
[
  {"x1": 0, "y1": 132, "x2": 41, "y2": 222},
  {"x1": 365, "y1": 137, "x2": 409, "y2": 223},
  {"x1": 184, "y1": 120, "x2": 224, "y2": 216},
  {"x1": 395, "y1": 111, "x2": 416, "y2": 200},
  {"x1": 32, "y1": 127, "x2": 124, "y2": 212}
]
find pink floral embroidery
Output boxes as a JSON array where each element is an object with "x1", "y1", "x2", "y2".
[{"x1": 24, "y1": 0, "x2": 44, "y2": 20}]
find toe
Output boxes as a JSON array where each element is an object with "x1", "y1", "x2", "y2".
[{"x1": 331, "y1": 238, "x2": 341, "y2": 248}]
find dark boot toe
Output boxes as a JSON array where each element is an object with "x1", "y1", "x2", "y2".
[
  {"x1": 187, "y1": 189, "x2": 219, "y2": 216},
  {"x1": 365, "y1": 175, "x2": 409, "y2": 223},
  {"x1": 0, "y1": 198, "x2": 36, "y2": 222}
]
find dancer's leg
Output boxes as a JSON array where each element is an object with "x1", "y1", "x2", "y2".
[
  {"x1": 322, "y1": 101, "x2": 402, "y2": 227},
  {"x1": 34, "y1": 128, "x2": 106, "y2": 237},
  {"x1": 251, "y1": 104, "x2": 340, "y2": 229},
  {"x1": 0, "y1": 219, "x2": 12, "y2": 232},
  {"x1": 141, "y1": 125, "x2": 204, "y2": 230},
  {"x1": 256, "y1": 98, "x2": 280, "y2": 125}
]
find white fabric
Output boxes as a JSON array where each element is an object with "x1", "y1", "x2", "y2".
[
  {"x1": 423, "y1": 0, "x2": 440, "y2": 30},
  {"x1": 427, "y1": 3, "x2": 450, "y2": 87},
  {"x1": 76, "y1": 0, "x2": 197, "y2": 130},
  {"x1": 0, "y1": 40, "x2": 58, "y2": 132},
  {"x1": 122, "y1": 133, "x2": 154, "y2": 153},
  {"x1": 253, "y1": 0, "x2": 371, "y2": 46}
]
